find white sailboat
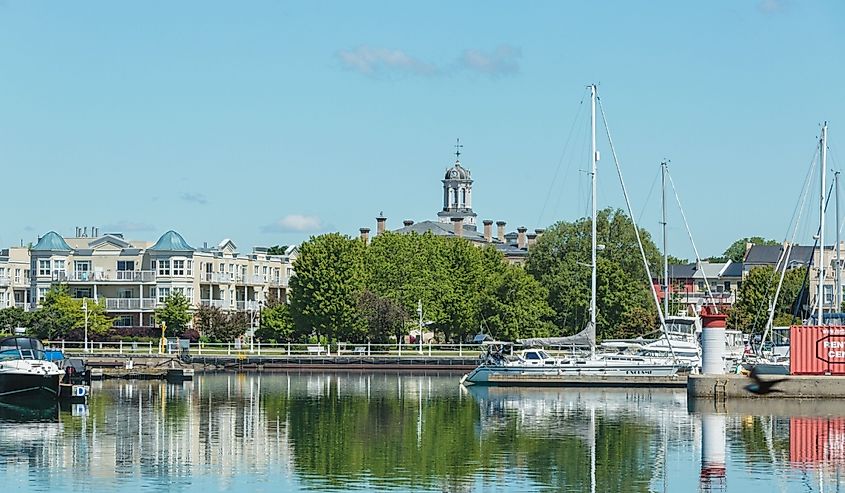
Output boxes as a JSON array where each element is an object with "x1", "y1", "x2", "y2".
[{"x1": 461, "y1": 85, "x2": 686, "y2": 386}]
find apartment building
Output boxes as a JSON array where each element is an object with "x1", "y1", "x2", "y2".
[
  {"x1": 0, "y1": 246, "x2": 31, "y2": 309},
  {"x1": 22, "y1": 229, "x2": 297, "y2": 330}
]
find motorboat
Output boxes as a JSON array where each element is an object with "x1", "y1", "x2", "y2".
[{"x1": 0, "y1": 337, "x2": 64, "y2": 400}]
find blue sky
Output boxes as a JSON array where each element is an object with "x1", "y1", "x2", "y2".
[{"x1": 0, "y1": 1, "x2": 843, "y2": 259}]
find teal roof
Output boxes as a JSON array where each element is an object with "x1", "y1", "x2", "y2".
[
  {"x1": 32, "y1": 231, "x2": 72, "y2": 252},
  {"x1": 149, "y1": 230, "x2": 194, "y2": 252}
]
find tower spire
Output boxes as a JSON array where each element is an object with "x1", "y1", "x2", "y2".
[{"x1": 454, "y1": 138, "x2": 463, "y2": 161}]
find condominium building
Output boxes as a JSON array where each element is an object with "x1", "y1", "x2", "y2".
[
  {"x1": 11, "y1": 229, "x2": 297, "y2": 331},
  {"x1": 0, "y1": 246, "x2": 32, "y2": 310}
]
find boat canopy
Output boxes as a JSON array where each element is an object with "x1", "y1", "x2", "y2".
[{"x1": 518, "y1": 322, "x2": 595, "y2": 348}]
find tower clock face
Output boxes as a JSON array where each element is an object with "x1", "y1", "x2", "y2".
[{"x1": 450, "y1": 170, "x2": 458, "y2": 178}]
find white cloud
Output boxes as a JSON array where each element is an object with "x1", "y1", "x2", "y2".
[
  {"x1": 262, "y1": 214, "x2": 323, "y2": 233},
  {"x1": 337, "y1": 46, "x2": 438, "y2": 76},
  {"x1": 459, "y1": 45, "x2": 521, "y2": 76}
]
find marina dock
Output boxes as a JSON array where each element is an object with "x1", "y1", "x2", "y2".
[
  {"x1": 688, "y1": 373, "x2": 845, "y2": 399},
  {"x1": 475, "y1": 373, "x2": 688, "y2": 388}
]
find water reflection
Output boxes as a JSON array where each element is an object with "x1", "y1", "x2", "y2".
[{"x1": 0, "y1": 373, "x2": 842, "y2": 492}]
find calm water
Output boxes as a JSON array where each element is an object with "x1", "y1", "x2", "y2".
[{"x1": 0, "y1": 373, "x2": 843, "y2": 492}]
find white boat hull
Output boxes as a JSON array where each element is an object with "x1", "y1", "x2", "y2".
[{"x1": 461, "y1": 361, "x2": 682, "y2": 386}]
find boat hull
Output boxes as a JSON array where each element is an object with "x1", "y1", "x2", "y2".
[
  {"x1": 462, "y1": 363, "x2": 684, "y2": 387},
  {"x1": 0, "y1": 372, "x2": 61, "y2": 400}
]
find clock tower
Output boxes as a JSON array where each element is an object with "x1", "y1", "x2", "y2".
[{"x1": 437, "y1": 139, "x2": 477, "y2": 228}]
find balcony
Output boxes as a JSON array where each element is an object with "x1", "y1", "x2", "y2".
[
  {"x1": 56, "y1": 271, "x2": 156, "y2": 283},
  {"x1": 199, "y1": 299, "x2": 227, "y2": 308},
  {"x1": 104, "y1": 298, "x2": 157, "y2": 311},
  {"x1": 14, "y1": 302, "x2": 28, "y2": 310},
  {"x1": 0, "y1": 276, "x2": 9, "y2": 287},
  {"x1": 236, "y1": 300, "x2": 261, "y2": 311},
  {"x1": 201, "y1": 272, "x2": 234, "y2": 283},
  {"x1": 244, "y1": 274, "x2": 267, "y2": 285}
]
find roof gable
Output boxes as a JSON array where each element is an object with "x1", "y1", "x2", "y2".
[{"x1": 88, "y1": 235, "x2": 131, "y2": 250}]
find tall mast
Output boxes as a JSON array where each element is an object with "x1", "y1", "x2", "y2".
[
  {"x1": 590, "y1": 84, "x2": 598, "y2": 357},
  {"x1": 837, "y1": 169, "x2": 842, "y2": 314},
  {"x1": 661, "y1": 161, "x2": 669, "y2": 317},
  {"x1": 819, "y1": 122, "x2": 828, "y2": 324}
]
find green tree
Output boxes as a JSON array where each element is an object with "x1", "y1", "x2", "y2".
[
  {"x1": 155, "y1": 292, "x2": 192, "y2": 337},
  {"x1": 267, "y1": 245, "x2": 288, "y2": 256},
  {"x1": 357, "y1": 289, "x2": 408, "y2": 343},
  {"x1": 713, "y1": 236, "x2": 779, "y2": 263},
  {"x1": 728, "y1": 265, "x2": 805, "y2": 331},
  {"x1": 29, "y1": 285, "x2": 111, "y2": 339},
  {"x1": 289, "y1": 233, "x2": 367, "y2": 343},
  {"x1": 256, "y1": 300, "x2": 297, "y2": 342},
  {"x1": 526, "y1": 208, "x2": 661, "y2": 340},
  {"x1": 193, "y1": 304, "x2": 229, "y2": 340},
  {"x1": 0, "y1": 307, "x2": 31, "y2": 334},
  {"x1": 479, "y1": 256, "x2": 555, "y2": 341}
]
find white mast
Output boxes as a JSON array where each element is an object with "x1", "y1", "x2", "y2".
[
  {"x1": 819, "y1": 123, "x2": 828, "y2": 324},
  {"x1": 836, "y1": 169, "x2": 841, "y2": 314},
  {"x1": 661, "y1": 161, "x2": 669, "y2": 317},
  {"x1": 590, "y1": 84, "x2": 598, "y2": 358}
]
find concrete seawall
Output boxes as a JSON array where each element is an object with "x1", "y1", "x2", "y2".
[{"x1": 688, "y1": 374, "x2": 845, "y2": 399}]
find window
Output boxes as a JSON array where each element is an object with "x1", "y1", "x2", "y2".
[
  {"x1": 118, "y1": 288, "x2": 133, "y2": 299},
  {"x1": 724, "y1": 281, "x2": 731, "y2": 291},
  {"x1": 157, "y1": 287, "x2": 171, "y2": 302},
  {"x1": 114, "y1": 315, "x2": 133, "y2": 328},
  {"x1": 186, "y1": 260, "x2": 192, "y2": 276},
  {"x1": 157, "y1": 259, "x2": 170, "y2": 276},
  {"x1": 172, "y1": 259, "x2": 185, "y2": 276},
  {"x1": 254, "y1": 265, "x2": 259, "y2": 276},
  {"x1": 72, "y1": 287, "x2": 92, "y2": 299},
  {"x1": 117, "y1": 260, "x2": 134, "y2": 271},
  {"x1": 38, "y1": 260, "x2": 51, "y2": 276},
  {"x1": 0, "y1": 292, "x2": 6, "y2": 306},
  {"x1": 263, "y1": 266, "x2": 268, "y2": 276},
  {"x1": 697, "y1": 281, "x2": 705, "y2": 291},
  {"x1": 74, "y1": 261, "x2": 91, "y2": 272},
  {"x1": 824, "y1": 284, "x2": 835, "y2": 305},
  {"x1": 53, "y1": 259, "x2": 65, "y2": 275},
  {"x1": 15, "y1": 269, "x2": 22, "y2": 283},
  {"x1": 186, "y1": 287, "x2": 193, "y2": 301},
  {"x1": 37, "y1": 287, "x2": 49, "y2": 302}
]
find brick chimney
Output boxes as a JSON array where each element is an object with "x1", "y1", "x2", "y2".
[
  {"x1": 403, "y1": 219, "x2": 414, "y2": 227},
  {"x1": 376, "y1": 214, "x2": 386, "y2": 235},
  {"x1": 527, "y1": 232, "x2": 537, "y2": 248},
  {"x1": 535, "y1": 228, "x2": 545, "y2": 241},
  {"x1": 452, "y1": 217, "x2": 464, "y2": 238},
  {"x1": 517, "y1": 226, "x2": 528, "y2": 249},
  {"x1": 496, "y1": 221, "x2": 506, "y2": 243},
  {"x1": 359, "y1": 227, "x2": 370, "y2": 244},
  {"x1": 483, "y1": 220, "x2": 493, "y2": 243}
]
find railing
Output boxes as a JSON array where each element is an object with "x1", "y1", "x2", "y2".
[
  {"x1": 199, "y1": 299, "x2": 227, "y2": 308},
  {"x1": 244, "y1": 274, "x2": 267, "y2": 285},
  {"x1": 104, "y1": 298, "x2": 157, "y2": 310},
  {"x1": 44, "y1": 340, "x2": 488, "y2": 358},
  {"x1": 235, "y1": 300, "x2": 261, "y2": 311},
  {"x1": 115, "y1": 271, "x2": 156, "y2": 282},
  {"x1": 56, "y1": 271, "x2": 156, "y2": 282},
  {"x1": 14, "y1": 302, "x2": 27, "y2": 310},
  {"x1": 202, "y1": 272, "x2": 234, "y2": 283}
]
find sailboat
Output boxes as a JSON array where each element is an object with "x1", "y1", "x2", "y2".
[{"x1": 461, "y1": 85, "x2": 686, "y2": 386}]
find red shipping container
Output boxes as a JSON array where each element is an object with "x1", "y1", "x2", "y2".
[
  {"x1": 790, "y1": 325, "x2": 845, "y2": 375},
  {"x1": 790, "y1": 417, "x2": 845, "y2": 465}
]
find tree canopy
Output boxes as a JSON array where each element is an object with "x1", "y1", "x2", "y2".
[
  {"x1": 155, "y1": 292, "x2": 192, "y2": 337},
  {"x1": 28, "y1": 285, "x2": 112, "y2": 340},
  {"x1": 526, "y1": 208, "x2": 662, "y2": 340},
  {"x1": 288, "y1": 231, "x2": 554, "y2": 343},
  {"x1": 728, "y1": 265, "x2": 805, "y2": 331}
]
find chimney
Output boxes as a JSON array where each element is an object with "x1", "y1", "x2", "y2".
[
  {"x1": 535, "y1": 228, "x2": 545, "y2": 241},
  {"x1": 517, "y1": 226, "x2": 528, "y2": 250},
  {"x1": 483, "y1": 220, "x2": 493, "y2": 243},
  {"x1": 376, "y1": 214, "x2": 386, "y2": 235},
  {"x1": 452, "y1": 217, "x2": 464, "y2": 238},
  {"x1": 527, "y1": 232, "x2": 537, "y2": 248},
  {"x1": 83, "y1": 226, "x2": 88, "y2": 237},
  {"x1": 359, "y1": 227, "x2": 370, "y2": 244},
  {"x1": 496, "y1": 221, "x2": 506, "y2": 243},
  {"x1": 403, "y1": 220, "x2": 414, "y2": 227}
]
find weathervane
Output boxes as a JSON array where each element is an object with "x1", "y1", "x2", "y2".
[{"x1": 454, "y1": 138, "x2": 463, "y2": 160}]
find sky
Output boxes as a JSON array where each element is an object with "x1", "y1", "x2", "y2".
[{"x1": 0, "y1": 0, "x2": 843, "y2": 260}]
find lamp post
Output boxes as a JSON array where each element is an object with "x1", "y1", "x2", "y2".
[{"x1": 83, "y1": 298, "x2": 89, "y2": 352}]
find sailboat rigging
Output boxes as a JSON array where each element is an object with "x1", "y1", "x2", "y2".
[{"x1": 460, "y1": 85, "x2": 687, "y2": 386}]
